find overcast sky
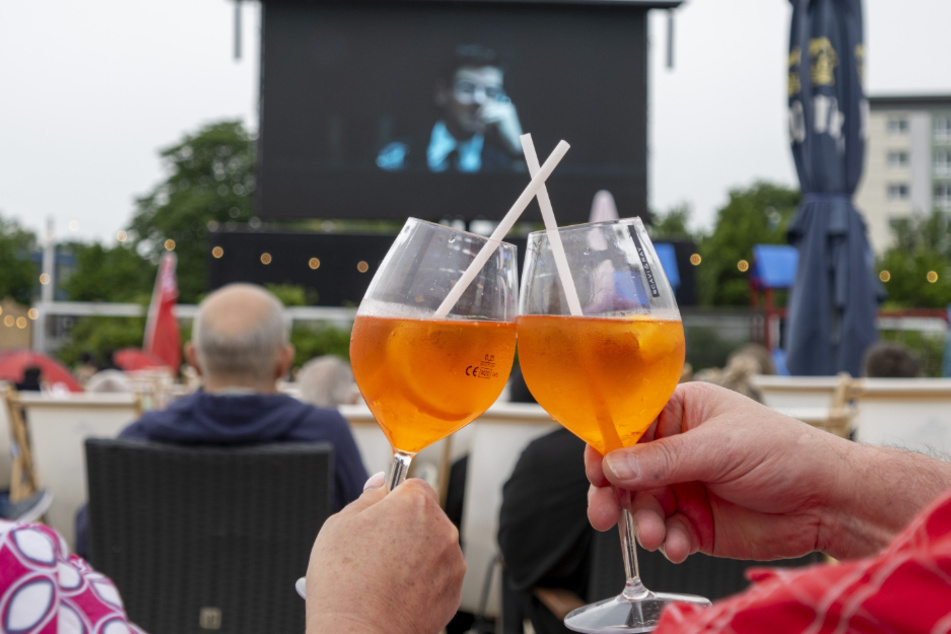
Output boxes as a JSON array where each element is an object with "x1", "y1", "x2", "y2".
[{"x1": 1, "y1": 0, "x2": 949, "y2": 245}]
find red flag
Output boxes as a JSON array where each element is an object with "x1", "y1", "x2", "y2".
[{"x1": 144, "y1": 252, "x2": 181, "y2": 371}]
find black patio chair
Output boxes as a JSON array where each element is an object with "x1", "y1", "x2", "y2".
[{"x1": 84, "y1": 438, "x2": 333, "y2": 634}]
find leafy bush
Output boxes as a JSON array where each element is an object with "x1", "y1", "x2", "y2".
[
  {"x1": 56, "y1": 316, "x2": 148, "y2": 368},
  {"x1": 291, "y1": 322, "x2": 352, "y2": 369},
  {"x1": 684, "y1": 326, "x2": 740, "y2": 373}
]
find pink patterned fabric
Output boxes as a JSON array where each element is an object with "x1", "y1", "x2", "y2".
[
  {"x1": 656, "y1": 487, "x2": 951, "y2": 632},
  {"x1": 0, "y1": 520, "x2": 145, "y2": 633}
]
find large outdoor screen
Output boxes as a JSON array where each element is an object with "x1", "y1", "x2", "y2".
[{"x1": 257, "y1": 0, "x2": 650, "y2": 225}]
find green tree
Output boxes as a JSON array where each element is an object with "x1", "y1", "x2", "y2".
[
  {"x1": 266, "y1": 283, "x2": 351, "y2": 368},
  {"x1": 61, "y1": 241, "x2": 156, "y2": 303},
  {"x1": 56, "y1": 316, "x2": 148, "y2": 368},
  {"x1": 649, "y1": 203, "x2": 696, "y2": 241},
  {"x1": 128, "y1": 120, "x2": 256, "y2": 303},
  {"x1": 877, "y1": 209, "x2": 951, "y2": 308},
  {"x1": 0, "y1": 213, "x2": 39, "y2": 305},
  {"x1": 291, "y1": 323, "x2": 353, "y2": 368},
  {"x1": 697, "y1": 181, "x2": 800, "y2": 306},
  {"x1": 55, "y1": 242, "x2": 158, "y2": 366}
]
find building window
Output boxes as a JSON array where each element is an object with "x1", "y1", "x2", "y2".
[
  {"x1": 936, "y1": 150, "x2": 951, "y2": 176},
  {"x1": 935, "y1": 116, "x2": 951, "y2": 142},
  {"x1": 887, "y1": 117, "x2": 909, "y2": 135},
  {"x1": 887, "y1": 151, "x2": 909, "y2": 167},
  {"x1": 887, "y1": 183, "x2": 910, "y2": 200},
  {"x1": 936, "y1": 184, "x2": 951, "y2": 211}
]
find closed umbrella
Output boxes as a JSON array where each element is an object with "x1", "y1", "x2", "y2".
[{"x1": 784, "y1": 0, "x2": 881, "y2": 377}]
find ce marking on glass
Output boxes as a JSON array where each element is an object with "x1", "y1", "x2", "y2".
[{"x1": 465, "y1": 354, "x2": 497, "y2": 380}]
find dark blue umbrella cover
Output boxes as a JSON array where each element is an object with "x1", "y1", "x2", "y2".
[{"x1": 784, "y1": 0, "x2": 881, "y2": 377}]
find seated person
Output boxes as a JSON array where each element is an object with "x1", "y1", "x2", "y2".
[
  {"x1": 75, "y1": 283, "x2": 368, "y2": 557},
  {"x1": 498, "y1": 428, "x2": 597, "y2": 634},
  {"x1": 14, "y1": 366, "x2": 43, "y2": 392},
  {"x1": 862, "y1": 340, "x2": 920, "y2": 378},
  {"x1": 297, "y1": 355, "x2": 358, "y2": 407},
  {"x1": 84, "y1": 369, "x2": 134, "y2": 393},
  {"x1": 376, "y1": 43, "x2": 524, "y2": 173}
]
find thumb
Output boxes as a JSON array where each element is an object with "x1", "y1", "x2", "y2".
[
  {"x1": 603, "y1": 431, "x2": 715, "y2": 491},
  {"x1": 336, "y1": 471, "x2": 388, "y2": 517}
]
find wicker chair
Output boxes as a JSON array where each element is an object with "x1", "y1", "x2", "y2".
[{"x1": 84, "y1": 438, "x2": 334, "y2": 634}]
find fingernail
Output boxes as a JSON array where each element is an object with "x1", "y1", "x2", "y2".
[
  {"x1": 658, "y1": 543, "x2": 671, "y2": 562},
  {"x1": 605, "y1": 453, "x2": 640, "y2": 481},
  {"x1": 363, "y1": 471, "x2": 386, "y2": 490}
]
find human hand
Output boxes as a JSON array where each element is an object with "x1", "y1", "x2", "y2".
[
  {"x1": 479, "y1": 98, "x2": 523, "y2": 155},
  {"x1": 585, "y1": 381, "x2": 889, "y2": 563},
  {"x1": 305, "y1": 476, "x2": 466, "y2": 634}
]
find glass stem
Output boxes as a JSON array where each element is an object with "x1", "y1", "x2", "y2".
[
  {"x1": 386, "y1": 450, "x2": 414, "y2": 490},
  {"x1": 617, "y1": 489, "x2": 650, "y2": 600}
]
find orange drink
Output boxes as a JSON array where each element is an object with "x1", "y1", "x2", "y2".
[
  {"x1": 516, "y1": 314, "x2": 684, "y2": 455},
  {"x1": 351, "y1": 314, "x2": 516, "y2": 453}
]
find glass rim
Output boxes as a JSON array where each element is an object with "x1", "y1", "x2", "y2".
[
  {"x1": 404, "y1": 217, "x2": 518, "y2": 249},
  {"x1": 525, "y1": 216, "x2": 645, "y2": 239}
]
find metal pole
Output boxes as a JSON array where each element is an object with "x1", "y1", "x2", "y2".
[
  {"x1": 666, "y1": 9, "x2": 675, "y2": 70},
  {"x1": 34, "y1": 217, "x2": 55, "y2": 352},
  {"x1": 234, "y1": 0, "x2": 242, "y2": 61}
]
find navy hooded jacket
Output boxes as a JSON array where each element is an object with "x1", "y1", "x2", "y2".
[{"x1": 75, "y1": 390, "x2": 368, "y2": 557}]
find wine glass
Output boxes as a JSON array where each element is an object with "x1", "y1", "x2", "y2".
[
  {"x1": 350, "y1": 217, "x2": 519, "y2": 489},
  {"x1": 516, "y1": 216, "x2": 710, "y2": 633}
]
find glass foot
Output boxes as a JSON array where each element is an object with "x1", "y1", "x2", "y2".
[{"x1": 564, "y1": 590, "x2": 711, "y2": 633}]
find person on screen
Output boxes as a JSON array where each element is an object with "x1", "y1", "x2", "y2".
[{"x1": 376, "y1": 43, "x2": 525, "y2": 173}]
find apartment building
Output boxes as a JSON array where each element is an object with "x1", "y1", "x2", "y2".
[{"x1": 854, "y1": 94, "x2": 951, "y2": 254}]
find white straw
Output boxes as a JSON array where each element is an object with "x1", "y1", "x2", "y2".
[
  {"x1": 434, "y1": 139, "x2": 571, "y2": 319},
  {"x1": 520, "y1": 134, "x2": 583, "y2": 316}
]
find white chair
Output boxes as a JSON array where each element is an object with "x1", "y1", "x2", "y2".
[
  {"x1": 0, "y1": 382, "x2": 14, "y2": 490},
  {"x1": 457, "y1": 402, "x2": 559, "y2": 620},
  {"x1": 751, "y1": 373, "x2": 854, "y2": 410},
  {"x1": 11, "y1": 391, "x2": 142, "y2": 547},
  {"x1": 851, "y1": 378, "x2": 951, "y2": 456},
  {"x1": 751, "y1": 372, "x2": 857, "y2": 438}
]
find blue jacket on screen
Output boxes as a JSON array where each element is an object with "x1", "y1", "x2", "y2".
[{"x1": 75, "y1": 390, "x2": 368, "y2": 557}]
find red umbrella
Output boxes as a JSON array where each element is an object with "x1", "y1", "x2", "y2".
[
  {"x1": 114, "y1": 347, "x2": 171, "y2": 372},
  {"x1": 0, "y1": 349, "x2": 83, "y2": 393}
]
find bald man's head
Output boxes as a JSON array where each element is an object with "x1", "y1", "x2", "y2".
[{"x1": 189, "y1": 284, "x2": 291, "y2": 390}]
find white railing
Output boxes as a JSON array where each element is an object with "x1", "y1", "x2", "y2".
[{"x1": 31, "y1": 301, "x2": 358, "y2": 352}]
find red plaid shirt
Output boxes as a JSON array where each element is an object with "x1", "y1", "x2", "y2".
[{"x1": 657, "y1": 488, "x2": 951, "y2": 632}]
